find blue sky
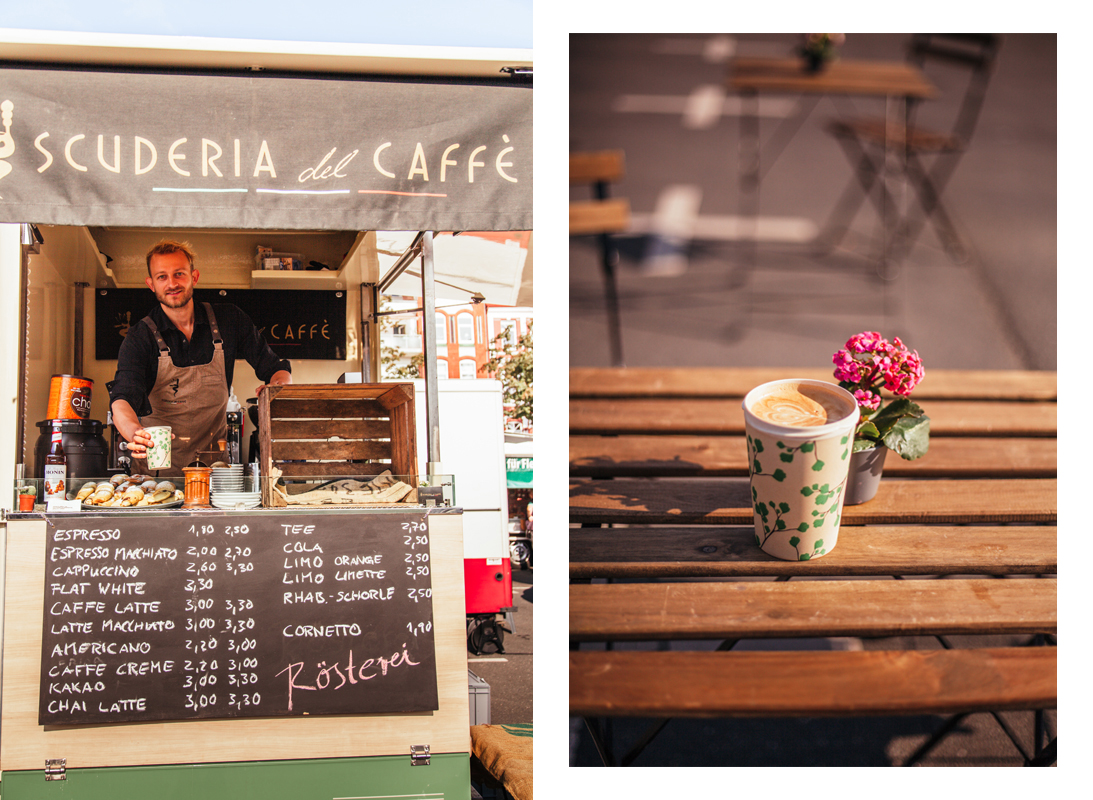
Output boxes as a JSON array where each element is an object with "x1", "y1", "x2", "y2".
[{"x1": 0, "y1": 0, "x2": 533, "y2": 49}]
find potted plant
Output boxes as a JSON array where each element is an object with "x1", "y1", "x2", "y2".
[
  {"x1": 800, "y1": 33, "x2": 845, "y2": 73},
  {"x1": 832, "y1": 331, "x2": 929, "y2": 504},
  {"x1": 17, "y1": 482, "x2": 36, "y2": 511}
]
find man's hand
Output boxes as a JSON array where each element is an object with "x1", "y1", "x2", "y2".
[
  {"x1": 111, "y1": 398, "x2": 174, "y2": 460},
  {"x1": 256, "y1": 369, "x2": 292, "y2": 395}
]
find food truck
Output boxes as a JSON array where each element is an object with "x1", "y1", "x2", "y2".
[{"x1": 0, "y1": 30, "x2": 531, "y2": 799}]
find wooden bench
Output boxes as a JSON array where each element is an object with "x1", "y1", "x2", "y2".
[
  {"x1": 569, "y1": 367, "x2": 1057, "y2": 766},
  {"x1": 570, "y1": 150, "x2": 630, "y2": 366}
]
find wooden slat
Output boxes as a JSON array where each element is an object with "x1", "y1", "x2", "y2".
[
  {"x1": 266, "y1": 384, "x2": 398, "y2": 401},
  {"x1": 570, "y1": 199, "x2": 630, "y2": 235},
  {"x1": 570, "y1": 397, "x2": 1057, "y2": 437},
  {"x1": 569, "y1": 525, "x2": 1057, "y2": 579},
  {"x1": 269, "y1": 440, "x2": 393, "y2": 461},
  {"x1": 271, "y1": 398, "x2": 390, "y2": 419},
  {"x1": 569, "y1": 367, "x2": 1058, "y2": 402},
  {"x1": 274, "y1": 461, "x2": 389, "y2": 477},
  {"x1": 570, "y1": 435, "x2": 1057, "y2": 478},
  {"x1": 269, "y1": 418, "x2": 393, "y2": 440},
  {"x1": 570, "y1": 648, "x2": 1056, "y2": 717},
  {"x1": 570, "y1": 150, "x2": 625, "y2": 184},
  {"x1": 729, "y1": 57, "x2": 938, "y2": 99},
  {"x1": 569, "y1": 578, "x2": 1056, "y2": 641},
  {"x1": 569, "y1": 478, "x2": 1057, "y2": 525}
]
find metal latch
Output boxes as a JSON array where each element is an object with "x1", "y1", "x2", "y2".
[
  {"x1": 45, "y1": 758, "x2": 66, "y2": 781},
  {"x1": 410, "y1": 744, "x2": 430, "y2": 766}
]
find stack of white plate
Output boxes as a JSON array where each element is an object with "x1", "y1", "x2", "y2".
[
  {"x1": 211, "y1": 491, "x2": 262, "y2": 509},
  {"x1": 210, "y1": 465, "x2": 245, "y2": 493}
]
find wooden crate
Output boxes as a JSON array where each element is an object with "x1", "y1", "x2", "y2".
[{"x1": 258, "y1": 383, "x2": 418, "y2": 505}]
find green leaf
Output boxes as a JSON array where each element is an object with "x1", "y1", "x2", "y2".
[
  {"x1": 780, "y1": 452, "x2": 794, "y2": 463},
  {"x1": 772, "y1": 469, "x2": 786, "y2": 482},
  {"x1": 855, "y1": 420, "x2": 881, "y2": 440},
  {"x1": 813, "y1": 519, "x2": 823, "y2": 528},
  {"x1": 852, "y1": 437, "x2": 879, "y2": 453},
  {"x1": 789, "y1": 536, "x2": 800, "y2": 547},
  {"x1": 753, "y1": 438, "x2": 764, "y2": 453},
  {"x1": 799, "y1": 442, "x2": 815, "y2": 452},
  {"x1": 801, "y1": 486, "x2": 814, "y2": 496},
  {"x1": 813, "y1": 539, "x2": 824, "y2": 549},
  {"x1": 754, "y1": 458, "x2": 762, "y2": 473},
  {"x1": 799, "y1": 553, "x2": 811, "y2": 561},
  {"x1": 871, "y1": 398, "x2": 925, "y2": 436},
  {"x1": 812, "y1": 460, "x2": 825, "y2": 471},
  {"x1": 779, "y1": 502, "x2": 790, "y2": 513},
  {"x1": 797, "y1": 523, "x2": 809, "y2": 532},
  {"x1": 883, "y1": 414, "x2": 931, "y2": 460},
  {"x1": 775, "y1": 519, "x2": 786, "y2": 530}
]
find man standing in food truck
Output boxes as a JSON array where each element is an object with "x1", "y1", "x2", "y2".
[{"x1": 108, "y1": 239, "x2": 292, "y2": 474}]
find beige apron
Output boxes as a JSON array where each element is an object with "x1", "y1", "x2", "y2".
[{"x1": 140, "y1": 302, "x2": 228, "y2": 476}]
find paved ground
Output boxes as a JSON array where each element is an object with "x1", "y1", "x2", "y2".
[
  {"x1": 468, "y1": 565, "x2": 533, "y2": 725},
  {"x1": 570, "y1": 33, "x2": 1056, "y2": 373},
  {"x1": 567, "y1": 33, "x2": 1056, "y2": 768}
]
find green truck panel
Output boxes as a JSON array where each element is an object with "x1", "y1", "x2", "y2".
[{"x1": 0, "y1": 753, "x2": 470, "y2": 799}]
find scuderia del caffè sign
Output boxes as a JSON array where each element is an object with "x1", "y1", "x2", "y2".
[{"x1": 0, "y1": 68, "x2": 531, "y2": 231}]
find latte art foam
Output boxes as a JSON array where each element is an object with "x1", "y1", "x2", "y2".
[{"x1": 749, "y1": 385, "x2": 852, "y2": 428}]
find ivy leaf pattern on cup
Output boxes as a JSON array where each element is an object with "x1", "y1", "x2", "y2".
[{"x1": 747, "y1": 425, "x2": 850, "y2": 560}]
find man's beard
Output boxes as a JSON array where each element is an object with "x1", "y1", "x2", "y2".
[{"x1": 156, "y1": 286, "x2": 193, "y2": 309}]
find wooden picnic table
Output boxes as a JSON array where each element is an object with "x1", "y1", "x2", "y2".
[{"x1": 569, "y1": 367, "x2": 1057, "y2": 766}]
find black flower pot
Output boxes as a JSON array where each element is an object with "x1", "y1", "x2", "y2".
[
  {"x1": 844, "y1": 444, "x2": 888, "y2": 505},
  {"x1": 803, "y1": 52, "x2": 826, "y2": 73}
]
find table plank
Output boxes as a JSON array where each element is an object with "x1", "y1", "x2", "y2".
[
  {"x1": 571, "y1": 435, "x2": 1056, "y2": 478},
  {"x1": 570, "y1": 398, "x2": 1057, "y2": 437},
  {"x1": 569, "y1": 367, "x2": 1058, "y2": 402},
  {"x1": 729, "y1": 57, "x2": 938, "y2": 99},
  {"x1": 569, "y1": 525, "x2": 1057, "y2": 579},
  {"x1": 570, "y1": 150, "x2": 625, "y2": 184},
  {"x1": 569, "y1": 578, "x2": 1056, "y2": 641},
  {"x1": 570, "y1": 199, "x2": 630, "y2": 235},
  {"x1": 569, "y1": 478, "x2": 1057, "y2": 525},
  {"x1": 570, "y1": 648, "x2": 1057, "y2": 717}
]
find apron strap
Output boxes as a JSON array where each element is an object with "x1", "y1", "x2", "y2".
[
  {"x1": 140, "y1": 315, "x2": 171, "y2": 354},
  {"x1": 203, "y1": 302, "x2": 224, "y2": 346},
  {"x1": 141, "y1": 304, "x2": 224, "y2": 351}
]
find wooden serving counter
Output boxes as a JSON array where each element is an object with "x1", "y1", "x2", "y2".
[{"x1": 0, "y1": 507, "x2": 470, "y2": 797}]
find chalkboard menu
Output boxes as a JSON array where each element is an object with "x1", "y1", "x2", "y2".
[{"x1": 40, "y1": 512, "x2": 438, "y2": 726}]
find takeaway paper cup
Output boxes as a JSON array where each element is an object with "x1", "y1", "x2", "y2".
[
  {"x1": 742, "y1": 380, "x2": 860, "y2": 561},
  {"x1": 144, "y1": 426, "x2": 172, "y2": 470}
]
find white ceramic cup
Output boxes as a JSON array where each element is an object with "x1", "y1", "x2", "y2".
[{"x1": 144, "y1": 425, "x2": 173, "y2": 470}]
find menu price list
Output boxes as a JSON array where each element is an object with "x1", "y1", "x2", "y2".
[{"x1": 40, "y1": 512, "x2": 438, "y2": 726}]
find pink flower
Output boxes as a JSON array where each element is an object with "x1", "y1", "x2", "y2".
[
  {"x1": 833, "y1": 330, "x2": 925, "y2": 399},
  {"x1": 844, "y1": 331, "x2": 888, "y2": 355},
  {"x1": 883, "y1": 347, "x2": 925, "y2": 396},
  {"x1": 832, "y1": 349, "x2": 865, "y2": 383},
  {"x1": 853, "y1": 389, "x2": 881, "y2": 411}
]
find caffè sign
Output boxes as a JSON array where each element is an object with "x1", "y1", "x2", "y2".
[{"x1": 0, "y1": 68, "x2": 531, "y2": 232}]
